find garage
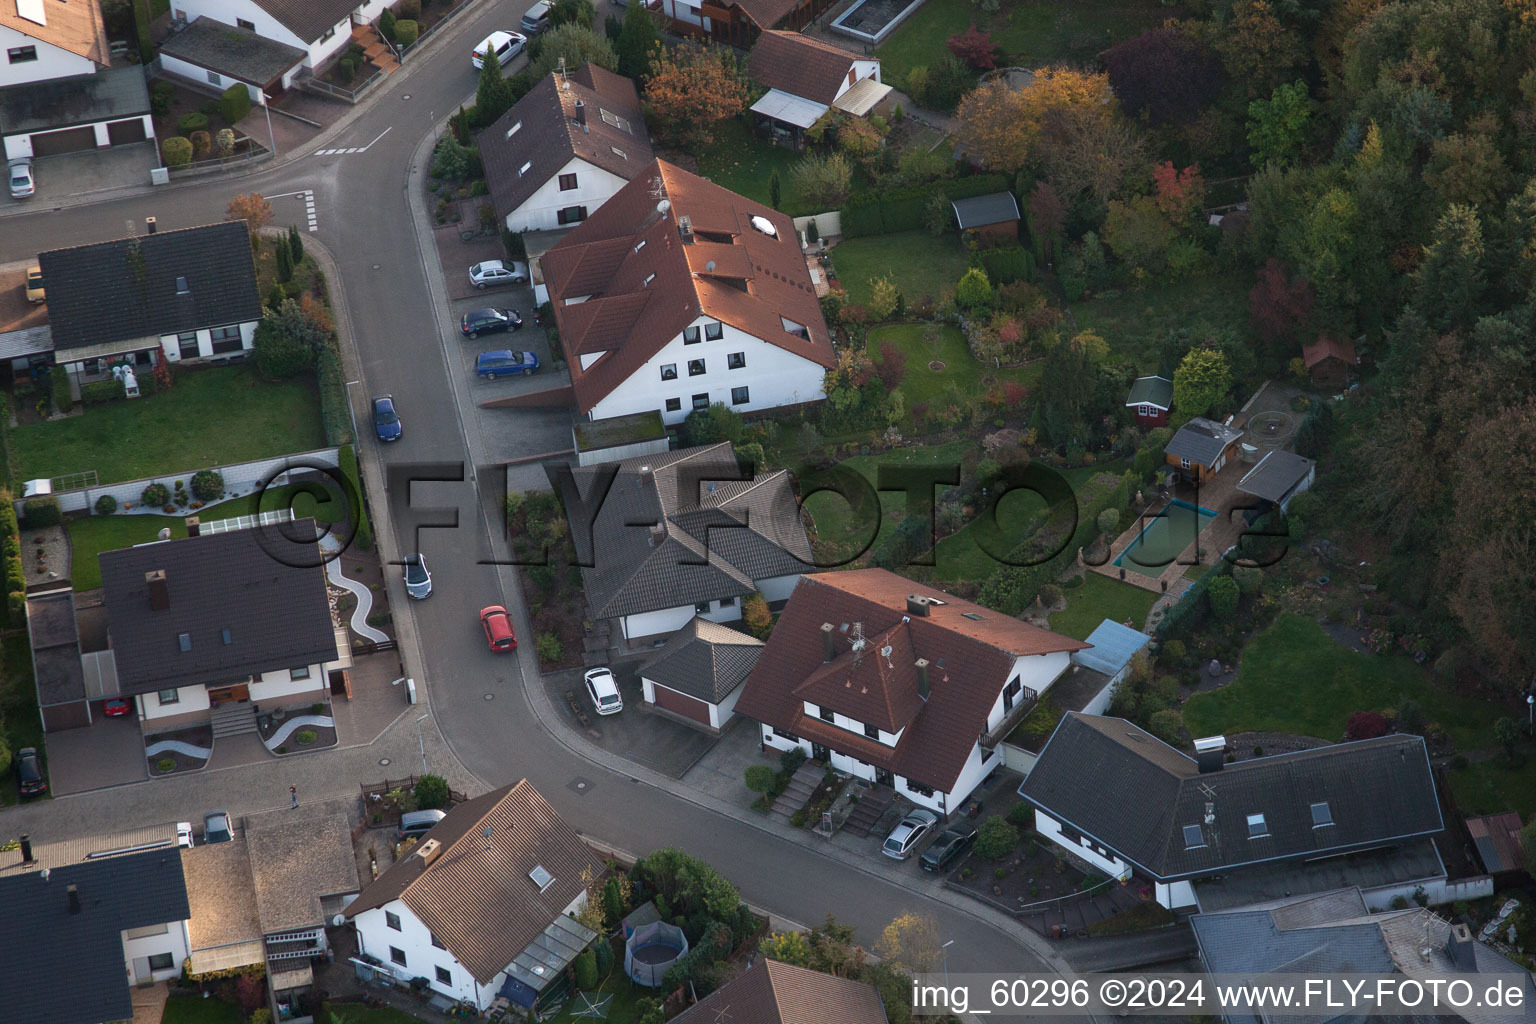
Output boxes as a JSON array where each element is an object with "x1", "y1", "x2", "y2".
[
  {"x1": 651, "y1": 684, "x2": 711, "y2": 726},
  {"x1": 107, "y1": 118, "x2": 147, "y2": 145},
  {"x1": 41, "y1": 700, "x2": 91, "y2": 731},
  {"x1": 30, "y1": 125, "x2": 97, "y2": 156}
]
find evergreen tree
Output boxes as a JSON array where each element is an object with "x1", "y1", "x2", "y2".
[
  {"x1": 476, "y1": 56, "x2": 514, "y2": 127},
  {"x1": 1412, "y1": 204, "x2": 1486, "y2": 333},
  {"x1": 287, "y1": 224, "x2": 304, "y2": 266},
  {"x1": 275, "y1": 238, "x2": 293, "y2": 283},
  {"x1": 615, "y1": 2, "x2": 660, "y2": 81},
  {"x1": 769, "y1": 169, "x2": 782, "y2": 210}
]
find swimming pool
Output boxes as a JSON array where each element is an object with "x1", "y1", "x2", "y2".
[{"x1": 1113, "y1": 499, "x2": 1218, "y2": 578}]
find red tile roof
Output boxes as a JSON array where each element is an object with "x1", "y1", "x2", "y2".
[
  {"x1": 733, "y1": 569, "x2": 1087, "y2": 791},
  {"x1": 732, "y1": 0, "x2": 805, "y2": 29},
  {"x1": 1302, "y1": 335, "x2": 1358, "y2": 368},
  {"x1": 673, "y1": 959, "x2": 888, "y2": 1024},
  {"x1": 540, "y1": 159, "x2": 835, "y2": 414},
  {"x1": 748, "y1": 31, "x2": 864, "y2": 105}
]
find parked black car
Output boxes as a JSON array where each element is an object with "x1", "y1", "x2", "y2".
[
  {"x1": 15, "y1": 746, "x2": 46, "y2": 798},
  {"x1": 919, "y1": 824, "x2": 978, "y2": 872},
  {"x1": 460, "y1": 307, "x2": 522, "y2": 338}
]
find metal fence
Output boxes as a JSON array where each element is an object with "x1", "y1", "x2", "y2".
[
  {"x1": 399, "y1": 0, "x2": 475, "y2": 57},
  {"x1": 301, "y1": 66, "x2": 384, "y2": 104}
]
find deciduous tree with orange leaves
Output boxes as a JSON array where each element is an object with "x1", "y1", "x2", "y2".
[
  {"x1": 644, "y1": 41, "x2": 748, "y2": 149},
  {"x1": 955, "y1": 67, "x2": 1113, "y2": 174}
]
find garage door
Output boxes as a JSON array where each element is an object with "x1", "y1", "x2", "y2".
[
  {"x1": 30, "y1": 126, "x2": 97, "y2": 156},
  {"x1": 651, "y1": 684, "x2": 711, "y2": 726},
  {"x1": 107, "y1": 118, "x2": 147, "y2": 145}
]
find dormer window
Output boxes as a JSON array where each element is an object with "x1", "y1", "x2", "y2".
[
  {"x1": 1183, "y1": 824, "x2": 1204, "y2": 849},
  {"x1": 1246, "y1": 813, "x2": 1269, "y2": 838},
  {"x1": 780, "y1": 316, "x2": 810, "y2": 340}
]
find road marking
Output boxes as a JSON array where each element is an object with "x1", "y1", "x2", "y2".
[
  {"x1": 314, "y1": 127, "x2": 392, "y2": 158},
  {"x1": 268, "y1": 189, "x2": 319, "y2": 232}
]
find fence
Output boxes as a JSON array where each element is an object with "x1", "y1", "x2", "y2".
[
  {"x1": 301, "y1": 66, "x2": 384, "y2": 104},
  {"x1": 359, "y1": 776, "x2": 469, "y2": 805},
  {"x1": 167, "y1": 142, "x2": 271, "y2": 176},
  {"x1": 21, "y1": 446, "x2": 342, "y2": 516}
]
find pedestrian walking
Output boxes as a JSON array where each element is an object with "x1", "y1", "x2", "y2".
[{"x1": 290, "y1": 785, "x2": 298, "y2": 809}]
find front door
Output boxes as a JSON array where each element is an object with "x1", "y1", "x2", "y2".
[
  {"x1": 811, "y1": 743, "x2": 830, "y2": 763},
  {"x1": 207, "y1": 684, "x2": 250, "y2": 705},
  {"x1": 874, "y1": 768, "x2": 893, "y2": 787}
]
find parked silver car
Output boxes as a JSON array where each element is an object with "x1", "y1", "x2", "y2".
[
  {"x1": 469, "y1": 260, "x2": 529, "y2": 289},
  {"x1": 8, "y1": 158, "x2": 34, "y2": 199},
  {"x1": 882, "y1": 809, "x2": 938, "y2": 860},
  {"x1": 403, "y1": 553, "x2": 432, "y2": 600}
]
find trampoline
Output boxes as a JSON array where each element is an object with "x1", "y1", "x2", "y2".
[{"x1": 624, "y1": 920, "x2": 688, "y2": 987}]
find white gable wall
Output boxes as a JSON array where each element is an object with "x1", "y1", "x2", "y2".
[
  {"x1": 123, "y1": 919, "x2": 192, "y2": 984},
  {"x1": 355, "y1": 899, "x2": 490, "y2": 1008},
  {"x1": 502, "y1": 156, "x2": 631, "y2": 233},
  {"x1": 620, "y1": 596, "x2": 742, "y2": 642},
  {"x1": 586, "y1": 317, "x2": 825, "y2": 425},
  {"x1": 829, "y1": 58, "x2": 882, "y2": 103},
  {"x1": 0, "y1": 25, "x2": 98, "y2": 85}
]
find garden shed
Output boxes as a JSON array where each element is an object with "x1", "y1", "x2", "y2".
[{"x1": 951, "y1": 191, "x2": 1020, "y2": 245}]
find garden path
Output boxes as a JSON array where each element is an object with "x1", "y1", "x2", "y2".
[
  {"x1": 322, "y1": 535, "x2": 390, "y2": 642},
  {"x1": 263, "y1": 714, "x2": 337, "y2": 750}
]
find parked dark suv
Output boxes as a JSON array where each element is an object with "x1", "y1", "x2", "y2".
[
  {"x1": 460, "y1": 307, "x2": 522, "y2": 338},
  {"x1": 919, "y1": 824, "x2": 977, "y2": 873}
]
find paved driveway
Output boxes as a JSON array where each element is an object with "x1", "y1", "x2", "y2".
[
  {"x1": 542, "y1": 664, "x2": 720, "y2": 778},
  {"x1": 22, "y1": 142, "x2": 160, "y2": 207},
  {"x1": 44, "y1": 715, "x2": 148, "y2": 796}
]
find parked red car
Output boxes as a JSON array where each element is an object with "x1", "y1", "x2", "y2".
[
  {"x1": 103, "y1": 698, "x2": 132, "y2": 717},
  {"x1": 480, "y1": 605, "x2": 517, "y2": 651}
]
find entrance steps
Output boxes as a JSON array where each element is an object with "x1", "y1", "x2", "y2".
[{"x1": 210, "y1": 702, "x2": 258, "y2": 739}]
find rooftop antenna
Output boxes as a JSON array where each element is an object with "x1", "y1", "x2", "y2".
[
  {"x1": 846, "y1": 622, "x2": 867, "y2": 663},
  {"x1": 556, "y1": 57, "x2": 570, "y2": 89},
  {"x1": 711, "y1": 1004, "x2": 732, "y2": 1024},
  {"x1": 880, "y1": 644, "x2": 893, "y2": 668},
  {"x1": 482, "y1": 826, "x2": 494, "y2": 851}
]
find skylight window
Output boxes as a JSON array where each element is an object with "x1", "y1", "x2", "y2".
[
  {"x1": 178, "y1": 632, "x2": 192, "y2": 652},
  {"x1": 599, "y1": 108, "x2": 631, "y2": 132},
  {"x1": 643, "y1": 272, "x2": 656, "y2": 287},
  {"x1": 518, "y1": 161, "x2": 532, "y2": 176},
  {"x1": 1182, "y1": 824, "x2": 1204, "y2": 849},
  {"x1": 780, "y1": 316, "x2": 809, "y2": 339},
  {"x1": 221, "y1": 628, "x2": 232, "y2": 645},
  {"x1": 612, "y1": 146, "x2": 627, "y2": 159},
  {"x1": 1310, "y1": 802, "x2": 1333, "y2": 827},
  {"x1": 506, "y1": 121, "x2": 522, "y2": 139},
  {"x1": 1246, "y1": 813, "x2": 1269, "y2": 839},
  {"x1": 528, "y1": 865, "x2": 554, "y2": 891},
  {"x1": 962, "y1": 612, "x2": 984, "y2": 620},
  {"x1": 750, "y1": 215, "x2": 778, "y2": 238},
  {"x1": 633, "y1": 239, "x2": 646, "y2": 254}
]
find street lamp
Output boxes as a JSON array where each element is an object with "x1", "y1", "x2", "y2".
[
  {"x1": 344, "y1": 379, "x2": 362, "y2": 446},
  {"x1": 940, "y1": 939, "x2": 954, "y2": 988},
  {"x1": 1527, "y1": 694, "x2": 1533, "y2": 736},
  {"x1": 416, "y1": 713, "x2": 430, "y2": 773}
]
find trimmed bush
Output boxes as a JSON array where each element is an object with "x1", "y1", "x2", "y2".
[
  {"x1": 190, "y1": 469, "x2": 224, "y2": 502},
  {"x1": 295, "y1": 730, "x2": 318, "y2": 744},
  {"x1": 979, "y1": 246, "x2": 1034, "y2": 285},
  {"x1": 380, "y1": 7, "x2": 398, "y2": 41},
  {"x1": 338, "y1": 444, "x2": 371, "y2": 549},
  {"x1": 6, "y1": 590, "x2": 23, "y2": 625},
  {"x1": 415, "y1": 773, "x2": 450, "y2": 809},
  {"x1": 779, "y1": 746, "x2": 807, "y2": 775},
  {"x1": 744, "y1": 765, "x2": 778, "y2": 793},
  {"x1": 394, "y1": 18, "x2": 418, "y2": 46},
  {"x1": 82, "y1": 379, "x2": 126, "y2": 405},
  {"x1": 162, "y1": 136, "x2": 193, "y2": 166},
  {"x1": 190, "y1": 129, "x2": 212, "y2": 158},
  {"x1": 95, "y1": 494, "x2": 118, "y2": 516},
  {"x1": 176, "y1": 112, "x2": 210, "y2": 135},
  {"x1": 142, "y1": 482, "x2": 170, "y2": 507},
  {"x1": 217, "y1": 82, "x2": 252, "y2": 125},
  {"x1": 157, "y1": 758, "x2": 176, "y2": 773},
  {"x1": 536, "y1": 632, "x2": 563, "y2": 663},
  {"x1": 1206, "y1": 575, "x2": 1239, "y2": 618},
  {"x1": 5, "y1": 556, "x2": 23, "y2": 594},
  {"x1": 1006, "y1": 802, "x2": 1034, "y2": 828},
  {"x1": 974, "y1": 815, "x2": 1021, "y2": 860},
  {"x1": 51, "y1": 365, "x2": 72, "y2": 413},
  {"x1": 1148, "y1": 708, "x2": 1184, "y2": 744},
  {"x1": 22, "y1": 496, "x2": 62, "y2": 529}
]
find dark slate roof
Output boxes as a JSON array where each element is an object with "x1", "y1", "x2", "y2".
[
  {"x1": 951, "y1": 192, "x2": 1020, "y2": 229},
  {"x1": 27, "y1": 590, "x2": 86, "y2": 706},
  {"x1": 249, "y1": 0, "x2": 354, "y2": 44},
  {"x1": 0, "y1": 848, "x2": 189, "y2": 1024},
  {"x1": 1125, "y1": 375, "x2": 1173, "y2": 410},
  {"x1": 1236, "y1": 449, "x2": 1314, "y2": 504},
  {"x1": 158, "y1": 17, "x2": 307, "y2": 86},
  {"x1": 38, "y1": 221, "x2": 261, "y2": 352},
  {"x1": 672, "y1": 960, "x2": 889, "y2": 1024},
  {"x1": 0, "y1": 64, "x2": 149, "y2": 136},
  {"x1": 640, "y1": 617, "x2": 764, "y2": 704},
  {"x1": 1164, "y1": 416, "x2": 1243, "y2": 467},
  {"x1": 1018, "y1": 714, "x2": 1444, "y2": 882},
  {"x1": 99, "y1": 519, "x2": 335, "y2": 695},
  {"x1": 560, "y1": 443, "x2": 813, "y2": 620}
]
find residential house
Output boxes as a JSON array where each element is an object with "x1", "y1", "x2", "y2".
[
  {"x1": 168, "y1": 0, "x2": 391, "y2": 79},
  {"x1": 1164, "y1": 416, "x2": 1244, "y2": 482},
  {"x1": 639, "y1": 616, "x2": 764, "y2": 731},
  {"x1": 1235, "y1": 449, "x2": 1314, "y2": 519},
  {"x1": 0, "y1": 835, "x2": 190, "y2": 1024},
  {"x1": 1018, "y1": 713, "x2": 1448, "y2": 911},
  {"x1": 39, "y1": 220, "x2": 263, "y2": 388},
  {"x1": 481, "y1": 65, "x2": 653, "y2": 234},
  {"x1": 97, "y1": 517, "x2": 342, "y2": 737},
  {"x1": 1302, "y1": 335, "x2": 1359, "y2": 389},
  {"x1": 536, "y1": 158, "x2": 835, "y2": 426},
  {"x1": 0, "y1": 0, "x2": 155, "y2": 162},
  {"x1": 1125, "y1": 375, "x2": 1173, "y2": 428},
  {"x1": 558, "y1": 443, "x2": 812, "y2": 643},
  {"x1": 344, "y1": 780, "x2": 603, "y2": 1013},
  {"x1": 26, "y1": 585, "x2": 93, "y2": 732},
  {"x1": 651, "y1": 0, "x2": 839, "y2": 48},
  {"x1": 157, "y1": 17, "x2": 308, "y2": 105},
  {"x1": 1191, "y1": 888, "x2": 1535, "y2": 1024},
  {"x1": 951, "y1": 192, "x2": 1020, "y2": 246},
  {"x1": 671, "y1": 959, "x2": 890, "y2": 1024},
  {"x1": 734, "y1": 569, "x2": 1088, "y2": 815},
  {"x1": 746, "y1": 31, "x2": 888, "y2": 148}
]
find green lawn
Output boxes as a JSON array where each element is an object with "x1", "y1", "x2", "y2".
[
  {"x1": 875, "y1": 0, "x2": 1171, "y2": 89},
  {"x1": 1048, "y1": 573, "x2": 1158, "y2": 640},
  {"x1": 65, "y1": 484, "x2": 347, "y2": 592},
  {"x1": 160, "y1": 996, "x2": 245, "y2": 1024},
  {"x1": 13, "y1": 364, "x2": 324, "y2": 485},
  {"x1": 1445, "y1": 751, "x2": 1536, "y2": 819},
  {"x1": 327, "y1": 1007, "x2": 431, "y2": 1024},
  {"x1": 829, "y1": 231, "x2": 971, "y2": 308},
  {"x1": 546, "y1": 968, "x2": 649, "y2": 1024},
  {"x1": 1183, "y1": 614, "x2": 1495, "y2": 751},
  {"x1": 0, "y1": 630, "x2": 45, "y2": 807},
  {"x1": 698, "y1": 120, "x2": 819, "y2": 217},
  {"x1": 868, "y1": 323, "x2": 1042, "y2": 412},
  {"x1": 1071, "y1": 274, "x2": 1251, "y2": 374}
]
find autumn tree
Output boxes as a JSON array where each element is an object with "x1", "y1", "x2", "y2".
[
  {"x1": 1102, "y1": 196, "x2": 1176, "y2": 275},
  {"x1": 758, "y1": 931, "x2": 813, "y2": 967},
  {"x1": 645, "y1": 41, "x2": 748, "y2": 148},
  {"x1": 946, "y1": 24, "x2": 1000, "y2": 69},
  {"x1": 1172, "y1": 347, "x2": 1233, "y2": 421},
  {"x1": 1037, "y1": 102, "x2": 1148, "y2": 205},
  {"x1": 1248, "y1": 258, "x2": 1314, "y2": 353},
  {"x1": 876, "y1": 913, "x2": 943, "y2": 975},
  {"x1": 1103, "y1": 27, "x2": 1224, "y2": 124},
  {"x1": 836, "y1": 116, "x2": 883, "y2": 170},
  {"x1": 955, "y1": 67, "x2": 1112, "y2": 174},
  {"x1": 1151, "y1": 162, "x2": 1206, "y2": 225},
  {"x1": 226, "y1": 193, "x2": 272, "y2": 248},
  {"x1": 1424, "y1": 115, "x2": 1512, "y2": 211},
  {"x1": 1218, "y1": 0, "x2": 1307, "y2": 99},
  {"x1": 790, "y1": 152, "x2": 853, "y2": 208},
  {"x1": 742, "y1": 593, "x2": 773, "y2": 638},
  {"x1": 1247, "y1": 80, "x2": 1313, "y2": 168},
  {"x1": 866, "y1": 275, "x2": 900, "y2": 321}
]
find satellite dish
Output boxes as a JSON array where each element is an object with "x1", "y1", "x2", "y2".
[
  {"x1": 705, "y1": 260, "x2": 716, "y2": 272},
  {"x1": 331, "y1": 914, "x2": 346, "y2": 927},
  {"x1": 656, "y1": 199, "x2": 671, "y2": 216}
]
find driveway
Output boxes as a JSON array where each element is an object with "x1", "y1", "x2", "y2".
[
  {"x1": 22, "y1": 143, "x2": 160, "y2": 207},
  {"x1": 542, "y1": 664, "x2": 720, "y2": 779},
  {"x1": 44, "y1": 715, "x2": 148, "y2": 796}
]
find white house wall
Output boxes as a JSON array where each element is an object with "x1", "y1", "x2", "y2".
[
  {"x1": 1034, "y1": 809, "x2": 1134, "y2": 881},
  {"x1": 503, "y1": 157, "x2": 631, "y2": 233},
  {"x1": 249, "y1": 664, "x2": 325, "y2": 704},
  {"x1": 158, "y1": 320, "x2": 259, "y2": 363},
  {"x1": 585, "y1": 317, "x2": 824, "y2": 426},
  {"x1": 711, "y1": 685, "x2": 742, "y2": 729},
  {"x1": 828, "y1": 58, "x2": 882, "y2": 103},
  {"x1": 0, "y1": 24, "x2": 98, "y2": 86},
  {"x1": 157, "y1": 52, "x2": 267, "y2": 103},
  {"x1": 355, "y1": 901, "x2": 491, "y2": 1009},
  {"x1": 1154, "y1": 880, "x2": 1197, "y2": 910},
  {"x1": 122, "y1": 919, "x2": 191, "y2": 984},
  {"x1": 141, "y1": 684, "x2": 212, "y2": 722},
  {"x1": 620, "y1": 596, "x2": 742, "y2": 641},
  {"x1": 173, "y1": 0, "x2": 348, "y2": 66},
  {"x1": 756, "y1": 573, "x2": 801, "y2": 603}
]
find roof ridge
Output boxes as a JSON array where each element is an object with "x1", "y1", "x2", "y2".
[{"x1": 392, "y1": 782, "x2": 517, "y2": 904}]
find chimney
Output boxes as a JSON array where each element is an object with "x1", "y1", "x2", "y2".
[
  {"x1": 647, "y1": 523, "x2": 666, "y2": 548},
  {"x1": 638, "y1": 465, "x2": 653, "y2": 489},
  {"x1": 417, "y1": 838, "x2": 443, "y2": 867},
  {"x1": 905, "y1": 594, "x2": 930, "y2": 617},
  {"x1": 19, "y1": 834, "x2": 33, "y2": 864},
  {"x1": 574, "y1": 99, "x2": 586, "y2": 125},
  {"x1": 915, "y1": 658, "x2": 930, "y2": 700},
  {"x1": 184, "y1": 516, "x2": 200, "y2": 537},
  {"x1": 820, "y1": 622, "x2": 836, "y2": 663},
  {"x1": 1193, "y1": 735, "x2": 1226, "y2": 773},
  {"x1": 145, "y1": 570, "x2": 169, "y2": 611},
  {"x1": 145, "y1": 216, "x2": 157, "y2": 234},
  {"x1": 1446, "y1": 923, "x2": 1478, "y2": 971},
  {"x1": 67, "y1": 884, "x2": 81, "y2": 914}
]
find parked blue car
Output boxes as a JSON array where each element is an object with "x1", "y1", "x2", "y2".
[
  {"x1": 372, "y1": 394, "x2": 402, "y2": 441},
  {"x1": 475, "y1": 350, "x2": 540, "y2": 379}
]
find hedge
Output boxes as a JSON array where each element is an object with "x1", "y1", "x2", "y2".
[
  {"x1": 163, "y1": 136, "x2": 193, "y2": 167},
  {"x1": 0, "y1": 395, "x2": 12, "y2": 490},
  {"x1": 0, "y1": 490, "x2": 17, "y2": 626},
  {"x1": 176, "y1": 112, "x2": 209, "y2": 135},
  {"x1": 394, "y1": 18, "x2": 418, "y2": 46},
  {"x1": 979, "y1": 246, "x2": 1034, "y2": 285},
  {"x1": 219, "y1": 83, "x2": 252, "y2": 125},
  {"x1": 82, "y1": 380, "x2": 126, "y2": 405},
  {"x1": 51, "y1": 366, "x2": 73, "y2": 413},
  {"x1": 22, "y1": 495, "x2": 62, "y2": 529},
  {"x1": 338, "y1": 444, "x2": 372, "y2": 550},
  {"x1": 316, "y1": 345, "x2": 352, "y2": 446},
  {"x1": 839, "y1": 174, "x2": 1013, "y2": 238},
  {"x1": 976, "y1": 471, "x2": 1133, "y2": 616}
]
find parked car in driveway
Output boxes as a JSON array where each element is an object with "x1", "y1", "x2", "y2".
[
  {"x1": 397, "y1": 809, "x2": 446, "y2": 841},
  {"x1": 461, "y1": 307, "x2": 522, "y2": 338},
  {"x1": 472, "y1": 30, "x2": 526, "y2": 69},
  {"x1": 15, "y1": 747, "x2": 45, "y2": 798},
  {"x1": 882, "y1": 808, "x2": 939, "y2": 860},
  {"x1": 25, "y1": 265, "x2": 43, "y2": 302},
  {"x1": 8, "y1": 158, "x2": 33, "y2": 199},
  {"x1": 176, "y1": 822, "x2": 194, "y2": 848},
  {"x1": 919, "y1": 823, "x2": 978, "y2": 872},
  {"x1": 203, "y1": 810, "x2": 233, "y2": 844},
  {"x1": 469, "y1": 260, "x2": 529, "y2": 288},
  {"x1": 480, "y1": 605, "x2": 517, "y2": 651},
  {"x1": 103, "y1": 697, "x2": 132, "y2": 717},
  {"x1": 403, "y1": 554, "x2": 432, "y2": 599},
  {"x1": 584, "y1": 668, "x2": 623, "y2": 715},
  {"x1": 475, "y1": 350, "x2": 539, "y2": 379},
  {"x1": 373, "y1": 394, "x2": 402, "y2": 442}
]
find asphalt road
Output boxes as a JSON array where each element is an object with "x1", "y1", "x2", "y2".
[{"x1": 0, "y1": 4, "x2": 1074, "y2": 979}]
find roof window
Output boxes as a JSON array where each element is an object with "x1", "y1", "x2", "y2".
[
  {"x1": 1246, "y1": 813, "x2": 1269, "y2": 839},
  {"x1": 612, "y1": 146, "x2": 627, "y2": 159},
  {"x1": 1310, "y1": 802, "x2": 1333, "y2": 827},
  {"x1": 643, "y1": 273, "x2": 656, "y2": 287},
  {"x1": 519, "y1": 161, "x2": 532, "y2": 176},
  {"x1": 221, "y1": 628, "x2": 232, "y2": 645},
  {"x1": 633, "y1": 239, "x2": 646, "y2": 254},
  {"x1": 750, "y1": 215, "x2": 778, "y2": 238},
  {"x1": 962, "y1": 612, "x2": 983, "y2": 620},
  {"x1": 780, "y1": 316, "x2": 809, "y2": 340},
  {"x1": 506, "y1": 121, "x2": 522, "y2": 139},
  {"x1": 175, "y1": 276, "x2": 190, "y2": 295},
  {"x1": 177, "y1": 632, "x2": 192, "y2": 652},
  {"x1": 1182, "y1": 824, "x2": 1204, "y2": 849},
  {"x1": 528, "y1": 865, "x2": 554, "y2": 891},
  {"x1": 599, "y1": 108, "x2": 631, "y2": 132}
]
